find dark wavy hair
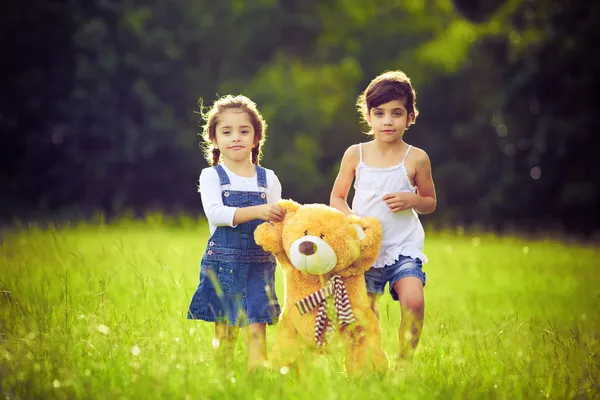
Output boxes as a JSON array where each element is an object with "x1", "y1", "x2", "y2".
[{"x1": 356, "y1": 70, "x2": 419, "y2": 132}]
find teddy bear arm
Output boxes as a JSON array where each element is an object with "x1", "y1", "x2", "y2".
[
  {"x1": 355, "y1": 217, "x2": 383, "y2": 271},
  {"x1": 254, "y1": 221, "x2": 285, "y2": 256}
]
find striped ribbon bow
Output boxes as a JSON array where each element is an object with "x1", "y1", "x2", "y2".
[{"x1": 295, "y1": 275, "x2": 356, "y2": 347}]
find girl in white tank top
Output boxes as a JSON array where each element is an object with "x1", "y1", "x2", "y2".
[{"x1": 329, "y1": 69, "x2": 437, "y2": 367}]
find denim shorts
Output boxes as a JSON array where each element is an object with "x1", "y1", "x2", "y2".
[{"x1": 364, "y1": 255, "x2": 426, "y2": 301}]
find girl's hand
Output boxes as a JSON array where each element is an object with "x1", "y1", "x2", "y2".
[
  {"x1": 259, "y1": 204, "x2": 285, "y2": 222},
  {"x1": 382, "y1": 192, "x2": 419, "y2": 213}
]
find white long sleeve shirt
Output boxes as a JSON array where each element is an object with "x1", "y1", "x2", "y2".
[{"x1": 198, "y1": 164, "x2": 282, "y2": 235}]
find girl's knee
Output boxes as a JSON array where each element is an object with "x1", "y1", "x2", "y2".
[
  {"x1": 215, "y1": 323, "x2": 239, "y2": 341},
  {"x1": 401, "y1": 295, "x2": 424, "y2": 316},
  {"x1": 245, "y1": 323, "x2": 266, "y2": 341}
]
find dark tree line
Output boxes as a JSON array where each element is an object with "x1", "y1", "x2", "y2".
[{"x1": 1, "y1": 0, "x2": 598, "y2": 235}]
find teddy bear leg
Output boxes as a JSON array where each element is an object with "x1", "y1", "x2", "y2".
[
  {"x1": 270, "y1": 316, "x2": 305, "y2": 373},
  {"x1": 360, "y1": 313, "x2": 389, "y2": 374},
  {"x1": 343, "y1": 323, "x2": 388, "y2": 376},
  {"x1": 363, "y1": 332, "x2": 389, "y2": 374}
]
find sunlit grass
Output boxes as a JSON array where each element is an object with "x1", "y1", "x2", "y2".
[{"x1": 1, "y1": 215, "x2": 599, "y2": 399}]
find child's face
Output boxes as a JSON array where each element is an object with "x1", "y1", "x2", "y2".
[
  {"x1": 366, "y1": 98, "x2": 413, "y2": 142},
  {"x1": 213, "y1": 108, "x2": 257, "y2": 163}
]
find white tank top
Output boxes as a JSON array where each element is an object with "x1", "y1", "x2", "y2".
[{"x1": 351, "y1": 143, "x2": 428, "y2": 268}]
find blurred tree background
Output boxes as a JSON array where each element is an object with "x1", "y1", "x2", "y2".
[{"x1": 1, "y1": 0, "x2": 598, "y2": 235}]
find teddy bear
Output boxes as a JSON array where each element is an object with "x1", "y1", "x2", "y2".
[{"x1": 254, "y1": 199, "x2": 388, "y2": 376}]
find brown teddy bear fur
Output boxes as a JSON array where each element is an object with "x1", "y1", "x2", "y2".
[{"x1": 254, "y1": 199, "x2": 388, "y2": 376}]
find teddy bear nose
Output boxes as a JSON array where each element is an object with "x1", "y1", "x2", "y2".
[{"x1": 299, "y1": 241, "x2": 317, "y2": 256}]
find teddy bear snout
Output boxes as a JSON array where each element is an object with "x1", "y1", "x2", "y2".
[
  {"x1": 299, "y1": 241, "x2": 317, "y2": 256},
  {"x1": 289, "y1": 235, "x2": 338, "y2": 275}
]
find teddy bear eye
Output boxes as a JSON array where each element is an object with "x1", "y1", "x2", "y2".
[
  {"x1": 320, "y1": 233, "x2": 325, "y2": 239},
  {"x1": 304, "y1": 230, "x2": 308, "y2": 236}
]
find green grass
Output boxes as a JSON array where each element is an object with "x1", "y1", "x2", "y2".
[{"x1": 1, "y1": 215, "x2": 599, "y2": 399}]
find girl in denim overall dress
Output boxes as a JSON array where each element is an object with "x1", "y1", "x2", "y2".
[
  {"x1": 330, "y1": 71, "x2": 437, "y2": 369},
  {"x1": 187, "y1": 95, "x2": 285, "y2": 370}
]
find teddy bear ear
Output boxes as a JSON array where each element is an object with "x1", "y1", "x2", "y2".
[{"x1": 278, "y1": 199, "x2": 301, "y2": 216}]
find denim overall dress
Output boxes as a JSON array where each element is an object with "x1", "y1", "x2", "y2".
[{"x1": 187, "y1": 164, "x2": 280, "y2": 326}]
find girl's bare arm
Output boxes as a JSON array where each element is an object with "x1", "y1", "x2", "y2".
[
  {"x1": 330, "y1": 145, "x2": 360, "y2": 216},
  {"x1": 413, "y1": 150, "x2": 437, "y2": 214}
]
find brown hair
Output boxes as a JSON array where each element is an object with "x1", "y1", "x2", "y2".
[
  {"x1": 197, "y1": 94, "x2": 268, "y2": 166},
  {"x1": 356, "y1": 70, "x2": 419, "y2": 131}
]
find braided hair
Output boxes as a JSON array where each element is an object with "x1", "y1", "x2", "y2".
[{"x1": 197, "y1": 95, "x2": 268, "y2": 166}]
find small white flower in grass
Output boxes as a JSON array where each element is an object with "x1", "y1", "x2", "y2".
[
  {"x1": 96, "y1": 324, "x2": 110, "y2": 335},
  {"x1": 471, "y1": 237, "x2": 481, "y2": 247},
  {"x1": 175, "y1": 337, "x2": 180, "y2": 342},
  {"x1": 131, "y1": 345, "x2": 141, "y2": 356},
  {"x1": 53, "y1": 380, "x2": 61, "y2": 388},
  {"x1": 79, "y1": 314, "x2": 85, "y2": 319},
  {"x1": 280, "y1": 366, "x2": 289, "y2": 375},
  {"x1": 212, "y1": 338, "x2": 220, "y2": 349},
  {"x1": 522, "y1": 246, "x2": 530, "y2": 254},
  {"x1": 230, "y1": 377, "x2": 236, "y2": 384}
]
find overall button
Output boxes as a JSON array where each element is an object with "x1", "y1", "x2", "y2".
[
  {"x1": 260, "y1": 192, "x2": 266, "y2": 199},
  {"x1": 207, "y1": 250, "x2": 213, "y2": 255},
  {"x1": 209, "y1": 241, "x2": 215, "y2": 246},
  {"x1": 223, "y1": 191, "x2": 230, "y2": 197}
]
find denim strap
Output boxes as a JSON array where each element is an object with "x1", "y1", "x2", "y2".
[
  {"x1": 256, "y1": 165, "x2": 267, "y2": 189},
  {"x1": 213, "y1": 164, "x2": 230, "y2": 186}
]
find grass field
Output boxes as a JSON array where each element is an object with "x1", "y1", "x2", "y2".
[{"x1": 1, "y1": 215, "x2": 599, "y2": 399}]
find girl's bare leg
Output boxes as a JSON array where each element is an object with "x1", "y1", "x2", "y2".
[
  {"x1": 392, "y1": 277, "x2": 425, "y2": 367},
  {"x1": 368, "y1": 293, "x2": 380, "y2": 318},
  {"x1": 214, "y1": 322, "x2": 239, "y2": 365},
  {"x1": 245, "y1": 323, "x2": 267, "y2": 371},
  {"x1": 244, "y1": 323, "x2": 267, "y2": 371}
]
